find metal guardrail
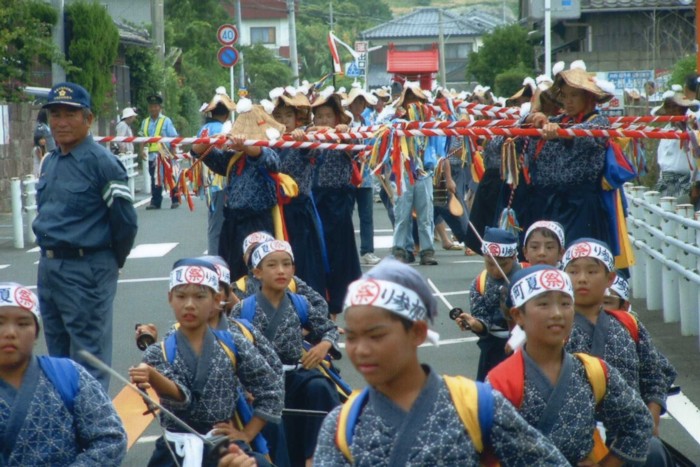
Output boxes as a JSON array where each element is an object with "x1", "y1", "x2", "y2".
[
  {"x1": 624, "y1": 184, "x2": 700, "y2": 347},
  {"x1": 10, "y1": 152, "x2": 143, "y2": 249}
]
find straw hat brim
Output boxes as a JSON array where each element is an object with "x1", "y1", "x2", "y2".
[
  {"x1": 230, "y1": 106, "x2": 286, "y2": 141},
  {"x1": 274, "y1": 97, "x2": 312, "y2": 126},
  {"x1": 397, "y1": 86, "x2": 428, "y2": 108},
  {"x1": 202, "y1": 94, "x2": 236, "y2": 113},
  {"x1": 311, "y1": 94, "x2": 352, "y2": 125},
  {"x1": 655, "y1": 96, "x2": 700, "y2": 115},
  {"x1": 552, "y1": 68, "x2": 613, "y2": 104}
]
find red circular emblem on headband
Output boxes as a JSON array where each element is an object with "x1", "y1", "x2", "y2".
[
  {"x1": 539, "y1": 271, "x2": 566, "y2": 290},
  {"x1": 350, "y1": 280, "x2": 381, "y2": 306},
  {"x1": 487, "y1": 243, "x2": 502, "y2": 257},
  {"x1": 570, "y1": 243, "x2": 592, "y2": 258},
  {"x1": 14, "y1": 288, "x2": 36, "y2": 311},
  {"x1": 185, "y1": 267, "x2": 205, "y2": 284}
]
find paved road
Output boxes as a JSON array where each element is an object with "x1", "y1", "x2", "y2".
[{"x1": 2, "y1": 193, "x2": 699, "y2": 465}]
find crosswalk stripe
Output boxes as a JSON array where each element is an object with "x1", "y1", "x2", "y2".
[{"x1": 127, "y1": 243, "x2": 179, "y2": 259}]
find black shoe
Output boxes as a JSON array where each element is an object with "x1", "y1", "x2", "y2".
[
  {"x1": 391, "y1": 247, "x2": 408, "y2": 263},
  {"x1": 420, "y1": 250, "x2": 438, "y2": 265},
  {"x1": 406, "y1": 251, "x2": 416, "y2": 263},
  {"x1": 171, "y1": 203, "x2": 180, "y2": 209},
  {"x1": 145, "y1": 205, "x2": 160, "y2": 210}
]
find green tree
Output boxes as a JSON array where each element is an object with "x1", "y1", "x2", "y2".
[
  {"x1": 670, "y1": 55, "x2": 696, "y2": 91},
  {"x1": 239, "y1": 44, "x2": 293, "y2": 101},
  {"x1": 297, "y1": 0, "x2": 391, "y2": 81},
  {"x1": 0, "y1": 0, "x2": 61, "y2": 101},
  {"x1": 65, "y1": 0, "x2": 119, "y2": 114},
  {"x1": 467, "y1": 24, "x2": 534, "y2": 88}
]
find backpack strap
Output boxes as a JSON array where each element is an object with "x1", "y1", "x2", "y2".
[
  {"x1": 475, "y1": 270, "x2": 488, "y2": 296},
  {"x1": 443, "y1": 375, "x2": 493, "y2": 453},
  {"x1": 486, "y1": 350, "x2": 526, "y2": 408},
  {"x1": 161, "y1": 333, "x2": 178, "y2": 364},
  {"x1": 234, "y1": 276, "x2": 247, "y2": 294},
  {"x1": 37, "y1": 356, "x2": 80, "y2": 413},
  {"x1": 336, "y1": 388, "x2": 370, "y2": 462},
  {"x1": 232, "y1": 319, "x2": 256, "y2": 344},
  {"x1": 288, "y1": 292, "x2": 309, "y2": 327},
  {"x1": 605, "y1": 309, "x2": 639, "y2": 344},
  {"x1": 574, "y1": 353, "x2": 610, "y2": 463},
  {"x1": 212, "y1": 329, "x2": 239, "y2": 370},
  {"x1": 240, "y1": 295, "x2": 257, "y2": 322}
]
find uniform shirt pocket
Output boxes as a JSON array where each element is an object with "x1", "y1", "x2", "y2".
[{"x1": 63, "y1": 180, "x2": 96, "y2": 214}]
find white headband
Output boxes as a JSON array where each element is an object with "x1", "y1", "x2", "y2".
[
  {"x1": 0, "y1": 284, "x2": 40, "y2": 321},
  {"x1": 343, "y1": 278, "x2": 428, "y2": 322},
  {"x1": 606, "y1": 275, "x2": 630, "y2": 301},
  {"x1": 524, "y1": 221, "x2": 565, "y2": 249},
  {"x1": 562, "y1": 241, "x2": 614, "y2": 271},
  {"x1": 213, "y1": 264, "x2": 231, "y2": 285},
  {"x1": 481, "y1": 241, "x2": 518, "y2": 258},
  {"x1": 242, "y1": 232, "x2": 275, "y2": 254},
  {"x1": 169, "y1": 266, "x2": 219, "y2": 292},
  {"x1": 251, "y1": 240, "x2": 294, "y2": 268},
  {"x1": 510, "y1": 268, "x2": 573, "y2": 308}
]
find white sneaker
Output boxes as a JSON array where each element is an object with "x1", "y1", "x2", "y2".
[{"x1": 361, "y1": 252, "x2": 381, "y2": 265}]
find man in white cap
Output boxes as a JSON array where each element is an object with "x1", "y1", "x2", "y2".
[{"x1": 115, "y1": 107, "x2": 137, "y2": 154}]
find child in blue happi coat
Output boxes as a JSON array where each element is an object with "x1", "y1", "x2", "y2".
[
  {"x1": 0, "y1": 282, "x2": 126, "y2": 466},
  {"x1": 129, "y1": 259, "x2": 283, "y2": 467}
]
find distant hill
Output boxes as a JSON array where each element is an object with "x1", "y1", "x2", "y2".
[{"x1": 384, "y1": 0, "x2": 519, "y2": 18}]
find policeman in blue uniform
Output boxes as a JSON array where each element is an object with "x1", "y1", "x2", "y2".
[
  {"x1": 139, "y1": 93, "x2": 180, "y2": 209},
  {"x1": 33, "y1": 82, "x2": 138, "y2": 389}
]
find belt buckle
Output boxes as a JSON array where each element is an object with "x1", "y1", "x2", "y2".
[
  {"x1": 46, "y1": 250, "x2": 55, "y2": 259},
  {"x1": 78, "y1": 248, "x2": 85, "y2": 257}
]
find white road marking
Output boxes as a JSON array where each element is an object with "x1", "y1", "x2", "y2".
[
  {"x1": 338, "y1": 336, "x2": 478, "y2": 349},
  {"x1": 27, "y1": 246, "x2": 40, "y2": 253},
  {"x1": 0, "y1": 265, "x2": 8, "y2": 270},
  {"x1": 373, "y1": 235, "x2": 394, "y2": 249},
  {"x1": 136, "y1": 435, "x2": 160, "y2": 444},
  {"x1": 134, "y1": 197, "x2": 152, "y2": 208},
  {"x1": 452, "y1": 260, "x2": 484, "y2": 264},
  {"x1": 127, "y1": 243, "x2": 178, "y2": 259},
  {"x1": 354, "y1": 229, "x2": 394, "y2": 234},
  {"x1": 667, "y1": 391, "x2": 700, "y2": 445}
]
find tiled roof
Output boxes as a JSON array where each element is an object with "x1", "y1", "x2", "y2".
[
  {"x1": 582, "y1": 0, "x2": 693, "y2": 9},
  {"x1": 387, "y1": 45, "x2": 439, "y2": 74},
  {"x1": 115, "y1": 21, "x2": 150, "y2": 47},
  {"x1": 361, "y1": 7, "x2": 494, "y2": 40}
]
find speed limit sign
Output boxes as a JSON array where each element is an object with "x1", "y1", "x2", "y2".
[{"x1": 217, "y1": 24, "x2": 238, "y2": 46}]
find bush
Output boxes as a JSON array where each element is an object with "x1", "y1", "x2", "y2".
[{"x1": 494, "y1": 68, "x2": 530, "y2": 98}]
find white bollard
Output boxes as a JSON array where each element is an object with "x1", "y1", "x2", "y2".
[
  {"x1": 676, "y1": 204, "x2": 698, "y2": 336},
  {"x1": 629, "y1": 186, "x2": 647, "y2": 298},
  {"x1": 659, "y1": 197, "x2": 679, "y2": 323},
  {"x1": 643, "y1": 191, "x2": 662, "y2": 311},
  {"x1": 695, "y1": 210, "x2": 700, "y2": 344},
  {"x1": 22, "y1": 175, "x2": 37, "y2": 245},
  {"x1": 11, "y1": 177, "x2": 24, "y2": 249},
  {"x1": 142, "y1": 159, "x2": 151, "y2": 195}
]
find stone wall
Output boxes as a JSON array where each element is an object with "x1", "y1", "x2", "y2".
[{"x1": 0, "y1": 103, "x2": 38, "y2": 213}]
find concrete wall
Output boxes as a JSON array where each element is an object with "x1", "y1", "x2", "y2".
[
  {"x1": 0, "y1": 103, "x2": 38, "y2": 213},
  {"x1": 558, "y1": 50, "x2": 679, "y2": 73}
]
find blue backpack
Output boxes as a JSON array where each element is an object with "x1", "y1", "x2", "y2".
[
  {"x1": 240, "y1": 292, "x2": 308, "y2": 327},
  {"x1": 37, "y1": 356, "x2": 80, "y2": 413},
  {"x1": 161, "y1": 328, "x2": 269, "y2": 455}
]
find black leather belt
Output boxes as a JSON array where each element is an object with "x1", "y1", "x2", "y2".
[{"x1": 40, "y1": 247, "x2": 106, "y2": 259}]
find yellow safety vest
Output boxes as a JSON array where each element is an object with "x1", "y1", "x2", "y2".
[{"x1": 142, "y1": 116, "x2": 166, "y2": 153}]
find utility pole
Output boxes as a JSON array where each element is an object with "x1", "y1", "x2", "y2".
[
  {"x1": 288, "y1": 0, "x2": 299, "y2": 85},
  {"x1": 236, "y1": 0, "x2": 245, "y2": 91},
  {"x1": 51, "y1": 0, "x2": 66, "y2": 83},
  {"x1": 544, "y1": 0, "x2": 552, "y2": 77},
  {"x1": 438, "y1": 9, "x2": 447, "y2": 88},
  {"x1": 151, "y1": 0, "x2": 165, "y2": 61},
  {"x1": 329, "y1": 0, "x2": 333, "y2": 29}
]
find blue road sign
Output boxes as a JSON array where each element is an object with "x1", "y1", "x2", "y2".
[
  {"x1": 346, "y1": 61, "x2": 363, "y2": 78},
  {"x1": 217, "y1": 46, "x2": 239, "y2": 68}
]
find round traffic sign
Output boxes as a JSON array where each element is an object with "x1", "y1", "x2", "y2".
[
  {"x1": 217, "y1": 24, "x2": 238, "y2": 46},
  {"x1": 217, "y1": 46, "x2": 239, "y2": 68}
]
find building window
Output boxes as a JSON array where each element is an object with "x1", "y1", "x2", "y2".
[
  {"x1": 445, "y1": 44, "x2": 469, "y2": 60},
  {"x1": 250, "y1": 27, "x2": 276, "y2": 44}
]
